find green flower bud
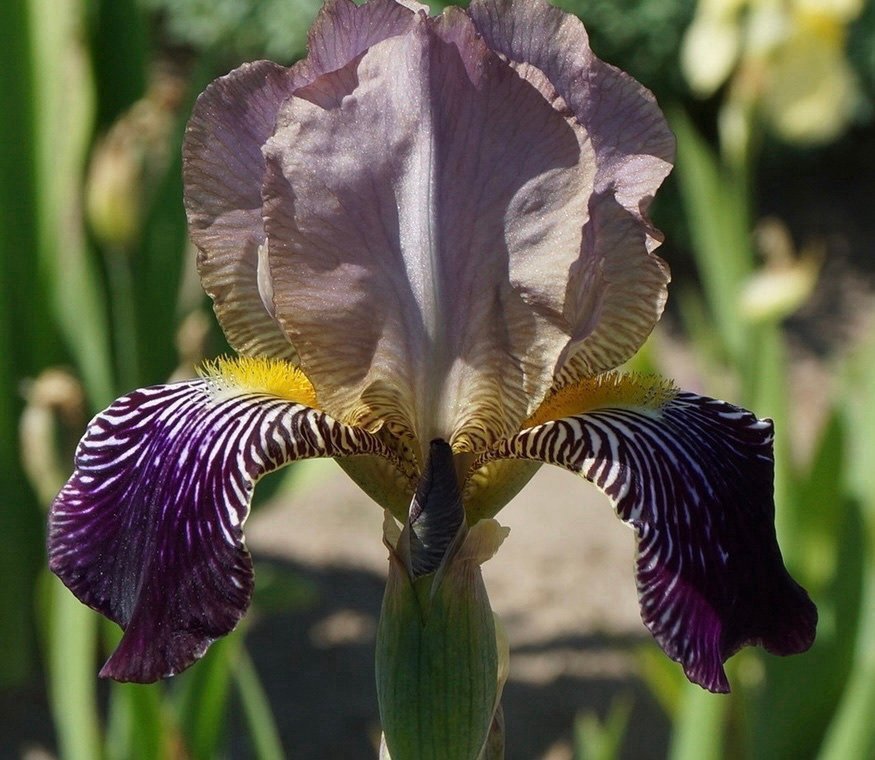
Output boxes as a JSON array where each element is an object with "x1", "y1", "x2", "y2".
[{"x1": 376, "y1": 506, "x2": 508, "y2": 760}]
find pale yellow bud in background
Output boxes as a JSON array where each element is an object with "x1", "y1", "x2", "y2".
[{"x1": 739, "y1": 218, "x2": 822, "y2": 322}]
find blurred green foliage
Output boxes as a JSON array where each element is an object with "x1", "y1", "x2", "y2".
[
  {"x1": 849, "y1": 0, "x2": 875, "y2": 116},
  {"x1": 141, "y1": 0, "x2": 321, "y2": 62},
  {"x1": 1, "y1": 0, "x2": 307, "y2": 755}
]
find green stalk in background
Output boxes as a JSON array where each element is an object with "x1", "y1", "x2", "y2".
[
  {"x1": 28, "y1": 0, "x2": 115, "y2": 409},
  {"x1": 15, "y1": 0, "x2": 290, "y2": 751},
  {"x1": 0, "y1": 0, "x2": 69, "y2": 689},
  {"x1": 818, "y1": 336, "x2": 875, "y2": 759}
]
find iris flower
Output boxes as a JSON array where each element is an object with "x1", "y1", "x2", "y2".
[{"x1": 49, "y1": 0, "x2": 815, "y2": 698}]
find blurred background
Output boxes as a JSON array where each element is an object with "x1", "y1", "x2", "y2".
[{"x1": 2, "y1": 0, "x2": 874, "y2": 757}]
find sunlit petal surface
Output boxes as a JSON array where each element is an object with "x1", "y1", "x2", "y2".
[
  {"x1": 184, "y1": 61, "x2": 300, "y2": 360},
  {"x1": 263, "y1": 8, "x2": 588, "y2": 449},
  {"x1": 48, "y1": 378, "x2": 398, "y2": 682},
  {"x1": 183, "y1": 0, "x2": 416, "y2": 360},
  {"x1": 186, "y1": 0, "x2": 674, "y2": 452},
  {"x1": 469, "y1": 0, "x2": 674, "y2": 378},
  {"x1": 477, "y1": 389, "x2": 817, "y2": 691}
]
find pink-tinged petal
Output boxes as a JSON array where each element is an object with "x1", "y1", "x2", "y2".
[
  {"x1": 557, "y1": 194, "x2": 670, "y2": 380},
  {"x1": 262, "y1": 10, "x2": 591, "y2": 451},
  {"x1": 468, "y1": 0, "x2": 674, "y2": 205},
  {"x1": 184, "y1": 60, "x2": 300, "y2": 360},
  {"x1": 48, "y1": 378, "x2": 399, "y2": 682},
  {"x1": 469, "y1": 0, "x2": 674, "y2": 375},
  {"x1": 183, "y1": 0, "x2": 417, "y2": 359},
  {"x1": 478, "y1": 391, "x2": 816, "y2": 692},
  {"x1": 301, "y1": 0, "x2": 420, "y2": 78}
]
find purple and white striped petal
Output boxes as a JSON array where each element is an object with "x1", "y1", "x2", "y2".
[
  {"x1": 48, "y1": 378, "x2": 399, "y2": 682},
  {"x1": 477, "y1": 391, "x2": 816, "y2": 692}
]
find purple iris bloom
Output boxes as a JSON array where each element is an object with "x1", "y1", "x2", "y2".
[{"x1": 49, "y1": 0, "x2": 815, "y2": 694}]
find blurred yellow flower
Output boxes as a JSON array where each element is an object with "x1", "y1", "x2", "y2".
[
  {"x1": 739, "y1": 218, "x2": 822, "y2": 322},
  {"x1": 682, "y1": 0, "x2": 862, "y2": 144}
]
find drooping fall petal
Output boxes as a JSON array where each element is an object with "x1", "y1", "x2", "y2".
[
  {"x1": 48, "y1": 367, "x2": 402, "y2": 682},
  {"x1": 475, "y1": 381, "x2": 816, "y2": 691}
]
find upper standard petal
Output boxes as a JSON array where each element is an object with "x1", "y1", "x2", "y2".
[
  {"x1": 186, "y1": 0, "x2": 675, "y2": 454},
  {"x1": 469, "y1": 0, "x2": 674, "y2": 377},
  {"x1": 262, "y1": 8, "x2": 594, "y2": 453},
  {"x1": 184, "y1": 60, "x2": 300, "y2": 361},
  {"x1": 183, "y1": 0, "x2": 418, "y2": 360}
]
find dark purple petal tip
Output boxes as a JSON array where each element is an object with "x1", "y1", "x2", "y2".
[
  {"x1": 622, "y1": 394, "x2": 817, "y2": 692},
  {"x1": 490, "y1": 389, "x2": 817, "y2": 692},
  {"x1": 48, "y1": 382, "x2": 262, "y2": 681}
]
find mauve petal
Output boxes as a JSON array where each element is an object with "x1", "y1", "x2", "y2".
[
  {"x1": 478, "y1": 389, "x2": 817, "y2": 692},
  {"x1": 557, "y1": 194, "x2": 670, "y2": 380},
  {"x1": 262, "y1": 10, "x2": 591, "y2": 452},
  {"x1": 183, "y1": 0, "x2": 417, "y2": 359},
  {"x1": 469, "y1": 0, "x2": 674, "y2": 375},
  {"x1": 48, "y1": 378, "x2": 398, "y2": 682},
  {"x1": 184, "y1": 60, "x2": 299, "y2": 360},
  {"x1": 301, "y1": 0, "x2": 419, "y2": 77}
]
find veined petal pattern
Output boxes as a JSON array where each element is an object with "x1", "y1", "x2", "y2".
[
  {"x1": 476, "y1": 391, "x2": 817, "y2": 691},
  {"x1": 469, "y1": 0, "x2": 674, "y2": 376},
  {"x1": 48, "y1": 379, "x2": 400, "y2": 682},
  {"x1": 183, "y1": 0, "x2": 418, "y2": 360},
  {"x1": 263, "y1": 9, "x2": 590, "y2": 451}
]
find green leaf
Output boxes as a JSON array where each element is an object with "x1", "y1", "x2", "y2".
[
  {"x1": 88, "y1": 0, "x2": 147, "y2": 127},
  {"x1": 173, "y1": 633, "x2": 239, "y2": 760},
  {"x1": 816, "y1": 560, "x2": 875, "y2": 760},
  {"x1": 817, "y1": 339, "x2": 875, "y2": 760},
  {"x1": 235, "y1": 648, "x2": 286, "y2": 760},
  {"x1": 635, "y1": 645, "x2": 685, "y2": 720},
  {"x1": 41, "y1": 574, "x2": 103, "y2": 760},
  {"x1": 128, "y1": 61, "x2": 216, "y2": 386},
  {"x1": 744, "y1": 322, "x2": 795, "y2": 551},
  {"x1": 667, "y1": 684, "x2": 727, "y2": 760},
  {"x1": 575, "y1": 694, "x2": 634, "y2": 760},
  {"x1": 751, "y1": 495, "x2": 864, "y2": 759},
  {"x1": 669, "y1": 106, "x2": 753, "y2": 364},
  {"x1": 131, "y1": 145, "x2": 189, "y2": 384},
  {"x1": 0, "y1": 0, "x2": 87, "y2": 689},
  {"x1": 28, "y1": 0, "x2": 115, "y2": 408},
  {"x1": 792, "y1": 411, "x2": 848, "y2": 589},
  {"x1": 106, "y1": 681, "x2": 174, "y2": 760}
]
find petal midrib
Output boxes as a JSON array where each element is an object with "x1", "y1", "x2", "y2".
[{"x1": 396, "y1": 20, "x2": 450, "y2": 442}]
